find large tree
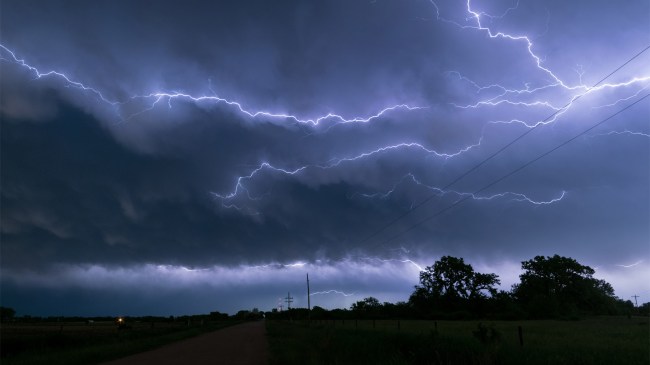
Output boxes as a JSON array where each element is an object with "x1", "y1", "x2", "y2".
[
  {"x1": 351, "y1": 297, "x2": 381, "y2": 311},
  {"x1": 351, "y1": 297, "x2": 382, "y2": 318},
  {"x1": 512, "y1": 254, "x2": 617, "y2": 317},
  {"x1": 416, "y1": 256, "x2": 499, "y2": 300},
  {"x1": 410, "y1": 256, "x2": 499, "y2": 313}
]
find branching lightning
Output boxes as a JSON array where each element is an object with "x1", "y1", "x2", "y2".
[
  {"x1": 0, "y1": 44, "x2": 117, "y2": 105},
  {"x1": 592, "y1": 86, "x2": 650, "y2": 109},
  {"x1": 433, "y1": 0, "x2": 650, "y2": 129},
  {"x1": 591, "y1": 130, "x2": 650, "y2": 139},
  {"x1": 356, "y1": 173, "x2": 566, "y2": 206},
  {"x1": 2, "y1": 0, "x2": 648, "y2": 314},
  {"x1": 210, "y1": 140, "x2": 483, "y2": 209},
  {"x1": 0, "y1": 44, "x2": 423, "y2": 127},
  {"x1": 2, "y1": 1, "x2": 646, "y2": 223},
  {"x1": 244, "y1": 261, "x2": 307, "y2": 270},
  {"x1": 126, "y1": 91, "x2": 427, "y2": 126}
]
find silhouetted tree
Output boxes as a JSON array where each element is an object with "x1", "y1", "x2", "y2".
[
  {"x1": 381, "y1": 301, "x2": 411, "y2": 318},
  {"x1": 489, "y1": 290, "x2": 525, "y2": 319},
  {"x1": 311, "y1": 306, "x2": 328, "y2": 319},
  {"x1": 469, "y1": 272, "x2": 501, "y2": 299},
  {"x1": 512, "y1": 254, "x2": 617, "y2": 318},
  {"x1": 1, "y1": 307, "x2": 15, "y2": 322},
  {"x1": 351, "y1": 297, "x2": 382, "y2": 318},
  {"x1": 410, "y1": 256, "x2": 499, "y2": 315},
  {"x1": 351, "y1": 297, "x2": 381, "y2": 310},
  {"x1": 234, "y1": 310, "x2": 263, "y2": 320},
  {"x1": 209, "y1": 311, "x2": 229, "y2": 320}
]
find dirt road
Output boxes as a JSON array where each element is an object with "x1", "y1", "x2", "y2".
[{"x1": 100, "y1": 321, "x2": 268, "y2": 365}]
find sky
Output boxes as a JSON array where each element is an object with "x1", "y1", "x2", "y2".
[{"x1": 1, "y1": 0, "x2": 649, "y2": 316}]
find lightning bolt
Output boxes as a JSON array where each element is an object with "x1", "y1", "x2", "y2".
[
  {"x1": 0, "y1": 43, "x2": 424, "y2": 127},
  {"x1": 430, "y1": 0, "x2": 574, "y2": 89},
  {"x1": 615, "y1": 260, "x2": 644, "y2": 268},
  {"x1": 210, "y1": 140, "x2": 483, "y2": 209},
  {"x1": 0, "y1": 44, "x2": 117, "y2": 105},
  {"x1": 432, "y1": 1, "x2": 650, "y2": 129},
  {"x1": 310, "y1": 290, "x2": 355, "y2": 297},
  {"x1": 243, "y1": 261, "x2": 308, "y2": 270},
  {"x1": 3, "y1": 1, "x2": 647, "y2": 222},
  {"x1": 592, "y1": 86, "x2": 650, "y2": 109},
  {"x1": 591, "y1": 130, "x2": 650, "y2": 139},
  {"x1": 126, "y1": 91, "x2": 427, "y2": 127},
  {"x1": 356, "y1": 173, "x2": 566, "y2": 206},
  {"x1": 481, "y1": 78, "x2": 650, "y2": 128},
  {"x1": 377, "y1": 259, "x2": 424, "y2": 272},
  {"x1": 348, "y1": 255, "x2": 425, "y2": 272}
]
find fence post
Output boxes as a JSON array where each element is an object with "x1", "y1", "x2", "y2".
[{"x1": 518, "y1": 326, "x2": 524, "y2": 347}]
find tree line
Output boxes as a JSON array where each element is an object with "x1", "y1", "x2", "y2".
[
  {"x1": 268, "y1": 254, "x2": 648, "y2": 321},
  {"x1": 2, "y1": 254, "x2": 646, "y2": 322}
]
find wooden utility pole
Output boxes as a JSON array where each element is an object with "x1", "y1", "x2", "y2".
[
  {"x1": 307, "y1": 274, "x2": 311, "y2": 311},
  {"x1": 632, "y1": 294, "x2": 639, "y2": 307},
  {"x1": 307, "y1": 273, "x2": 311, "y2": 323}
]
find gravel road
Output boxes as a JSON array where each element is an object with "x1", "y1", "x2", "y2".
[{"x1": 100, "y1": 321, "x2": 268, "y2": 365}]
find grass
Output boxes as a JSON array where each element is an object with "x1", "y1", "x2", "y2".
[
  {"x1": 1, "y1": 320, "x2": 239, "y2": 365},
  {"x1": 267, "y1": 317, "x2": 650, "y2": 365}
]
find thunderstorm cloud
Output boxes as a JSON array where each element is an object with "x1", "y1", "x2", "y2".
[{"x1": 1, "y1": 0, "x2": 648, "y2": 315}]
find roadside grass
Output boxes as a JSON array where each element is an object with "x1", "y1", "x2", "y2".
[
  {"x1": 267, "y1": 316, "x2": 649, "y2": 365},
  {"x1": 1, "y1": 320, "x2": 239, "y2": 365}
]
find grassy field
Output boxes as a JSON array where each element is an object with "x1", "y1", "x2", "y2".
[
  {"x1": 267, "y1": 316, "x2": 650, "y2": 365},
  {"x1": 1, "y1": 319, "x2": 237, "y2": 365}
]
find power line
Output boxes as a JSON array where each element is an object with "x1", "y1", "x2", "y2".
[
  {"x1": 374, "y1": 93, "x2": 649, "y2": 247},
  {"x1": 356, "y1": 44, "x2": 650, "y2": 247}
]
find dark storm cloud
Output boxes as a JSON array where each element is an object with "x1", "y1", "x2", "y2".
[
  {"x1": 0, "y1": 104, "x2": 435, "y2": 271},
  {"x1": 1, "y1": 0, "x2": 648, "y2": 314}
]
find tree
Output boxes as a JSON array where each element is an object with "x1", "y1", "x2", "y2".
[
  {"x1": 351, "y1": 297, "x2": 381, "y2": 310},
  {"x1": 351, "y1": 297, "x2": 382, "y2": 318},
  {"x1": 512, "y1": 254, "x2": 617, "y2": 317},
  {"x1": 416, "y1": 256, "x2": 499, "y2": 300},
  {"x1": 469, "y1": 272, "x2": 501, "y2": 299},
  {"x1": 410, "y1": 256, "x2": 499, "y2": 314},
  {"x1": 1, "y1": 307, "x2": 15, "y2": 322},
  {"x1": 418, "y1": 256, "x2": 473, "y2": 300}
]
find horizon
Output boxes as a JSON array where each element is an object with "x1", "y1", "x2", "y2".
[{"x1": 3, "y1": 254, "x2": 646, "y2": 317}]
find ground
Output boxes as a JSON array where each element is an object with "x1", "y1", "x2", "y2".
[{"x1": 100, "y1": 321, "x2": 268, "y2": 365}]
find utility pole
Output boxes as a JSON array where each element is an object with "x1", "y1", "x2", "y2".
[
  {"x1": 285, "y1": 292, "x2": 293, "y2": 310},
  {"x1": 632, "y1": 294, "x2": 639, "y2": 307},
  {"x1": 307, "y1": 273, "x2": 311, "y2": 324}
]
